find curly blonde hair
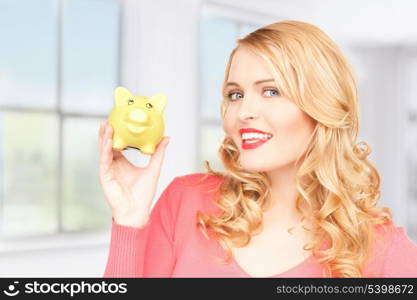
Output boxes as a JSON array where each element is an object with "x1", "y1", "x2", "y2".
[{"x1": 195, "y1": 20, "x2": 394, "y2": 277}]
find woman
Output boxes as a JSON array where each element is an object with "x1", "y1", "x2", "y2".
[{"x1": 99, "y1": 20, "x2": 417, "y2": 277}]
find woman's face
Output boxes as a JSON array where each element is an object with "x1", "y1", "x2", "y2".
[{"x1": 223, "y1": 46, "x2": 317, "y2": 172}]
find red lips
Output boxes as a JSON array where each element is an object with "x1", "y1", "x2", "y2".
[
  {"x1": 241, "y1": 139, "x2": 270, "y2": 150},
  {"x1": 239, "y1": 128, "x2": 272, "y2": 135},
  {"x1": 239, "y1": 128, "x2": 273, "y2": 150}
]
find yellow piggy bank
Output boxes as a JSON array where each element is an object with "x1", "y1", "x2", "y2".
[{"x1": 108, "y1": 86, "x2": 167, "y2": 155}]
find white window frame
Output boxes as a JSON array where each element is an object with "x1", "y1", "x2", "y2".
[{"x1": 0, "y1": 0, "x2": 124, "y2": 253}]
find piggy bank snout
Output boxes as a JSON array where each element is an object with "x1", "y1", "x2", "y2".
[{"x1": 127, "y1": 109, "x2": 149, "y2": 124}]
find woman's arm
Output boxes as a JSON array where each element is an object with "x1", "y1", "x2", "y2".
[{"x1": 103, "y1": 178, "x2": 180, "y2": 277}]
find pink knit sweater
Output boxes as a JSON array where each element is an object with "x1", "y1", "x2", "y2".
[{"x1": 104, "y1": 173, "x2": 417, "y2": 277}]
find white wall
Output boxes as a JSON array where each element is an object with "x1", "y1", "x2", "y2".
[{"x1": 210, "y1": 0, "x2": 417, "y2": 44}]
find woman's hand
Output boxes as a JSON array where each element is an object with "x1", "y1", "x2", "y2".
[{"x1": 98, "y1": 121, "x2": 170, "y2": 228}]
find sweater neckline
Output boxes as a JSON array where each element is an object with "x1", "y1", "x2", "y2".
[{"x1": 231, "y1": 252, "x2": 314, "y2": 278}]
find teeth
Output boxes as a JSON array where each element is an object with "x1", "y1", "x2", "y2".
[{"x1": 242, "y1": 132, "x2": 272, "y2": 140}]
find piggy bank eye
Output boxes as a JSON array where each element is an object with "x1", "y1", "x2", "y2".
[
  {"x1": 128, "y1": 99, "x2": 134, "y2": 105},
  {"x1": 145, "y1": 103, "x2": 153, "y2": 109}
]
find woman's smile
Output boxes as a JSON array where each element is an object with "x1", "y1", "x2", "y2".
[{"x1": 241, "y1": 136, "x2": 273, "y2": 150}]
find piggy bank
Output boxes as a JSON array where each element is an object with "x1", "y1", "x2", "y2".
[{"x1": 107, "y1": 86, "x2": 167, "y2": 155}]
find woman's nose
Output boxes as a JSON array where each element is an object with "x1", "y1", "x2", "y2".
[
  {"x1": 238, "y1": 111, "x2": 257, "y2": 121},
  {"x1": 238, "y1": 101, "x2": 259, "y2": 121}
]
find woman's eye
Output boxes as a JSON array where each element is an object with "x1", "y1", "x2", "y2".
[
  {"x1": 128, "y1": 99, "x2": 134, "y2": 105},
  {"x1": 227, "y1": 92, "x2": 243, "y2": 101},
  {"x1": 264, "y1": 89, "x2": 280, "y2": 97},
  {"x1": 146, "y1": 103, "x2": 153, "y2": 109}
]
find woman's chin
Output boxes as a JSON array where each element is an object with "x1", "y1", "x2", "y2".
[
  {"x1": 239, "y1": 162, "x2": 272, "y2": 173},
  {"x1": 239, "y1": 159, "x2": 292, "y2": 173}
]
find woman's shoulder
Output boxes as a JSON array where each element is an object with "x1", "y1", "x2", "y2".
[
  {"x1": 171, "y1": 172, "x2": 225, "y2": 195},
  {"x1": 151, "y1": 173, "x2": 224, "y2": 222},
  {"x1": 157, "y1": 173, "x2": 225, "y2": 226},
  {"x1": 371, "y1": 221, "x2": 413, "y2": 250},
  {"x1": 372, "y1": 221, "x2": 415, "y2": 244},
  {"x1": 370, "y1": 221, "x2": 417, "y2": 277},
  {"x1": 174, "y1": 172, "x2": 224, "y2": 186},
  {"x1": 164, "y1": 172, "x2": 224, "y2": 206}
]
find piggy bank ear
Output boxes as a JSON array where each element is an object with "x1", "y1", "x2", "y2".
[
  {"x1": 114, "y1": 86, "x2": 133, "y2": 106},
  {"x1": 151, "y1": 93, "x2": 167, "y2": 112}
]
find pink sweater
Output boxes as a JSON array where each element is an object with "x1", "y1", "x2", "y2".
[{"x1": 104, "y1": 173, "x2": 417, "y2": 277}]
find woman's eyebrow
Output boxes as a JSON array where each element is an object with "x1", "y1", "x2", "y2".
[{"x1": 225, "y1": 79, "x2": 275, "y2": 88}]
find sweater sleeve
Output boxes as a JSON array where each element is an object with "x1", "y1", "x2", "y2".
[
  {"x1": 103, "y1": 177, "x2": 180, "y2": 278},
  {"x1": 382, "y1": 227, "x2": 417, "y2": 277}
]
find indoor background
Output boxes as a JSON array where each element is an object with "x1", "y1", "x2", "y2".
[{"x1": 0, "y1": 0, "x2": 416, "y2": 276}]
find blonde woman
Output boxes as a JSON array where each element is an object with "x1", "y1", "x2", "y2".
[{"x1": 99, "y1": 20, "x2": 417, "y2": 277}]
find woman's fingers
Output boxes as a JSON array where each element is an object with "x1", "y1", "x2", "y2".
[
  {"x1": 113, "y1": 149, "x2": 124, "y2": 160},
  {"x1": 105, "y1": 123, "x2": 122, "y2": 162},
  {"x1": 98, "y1": 121, "x2": 105, "y2": 154},
  {"x1": 100, "y1": 122, "x2": 114, "y2": 176},
  {"x1": 100, "y1": 138, "x2": 110, "y2": 170},
  {"x1": 100, "y1": 121, "x2": 167, "y2": 171}
]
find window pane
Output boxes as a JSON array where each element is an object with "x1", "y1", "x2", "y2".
[
  {"x1": 197, "y1": 124, "x2": 225, "y2": 173},
  {"x1": 61, "y1": 0, "x2": 119, "y2": 115},
  {"x1": 0, "y1": 0, "x2": 58, "y2": 108},
  {"x1": 0, "y1": 112, "x2": 59, "y2": 237},
  {"x1": 62, "y1": 117, "x2": 111, "y2": 231},
  {"x1": 200, "y1": 16, "x2": 238, "y2": 121}
]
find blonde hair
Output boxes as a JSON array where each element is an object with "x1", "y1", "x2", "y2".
[{"x1": 196, "y1": 20, "x2": 393, "y2": 277}]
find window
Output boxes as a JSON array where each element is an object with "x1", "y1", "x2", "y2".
[{"x1": 0, "y1": 0, "x2": 120, "y2": 240}]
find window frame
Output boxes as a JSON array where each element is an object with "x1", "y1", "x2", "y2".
[{"x1": 0, "y1": 0, "x2": 122, "y2": 252}]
